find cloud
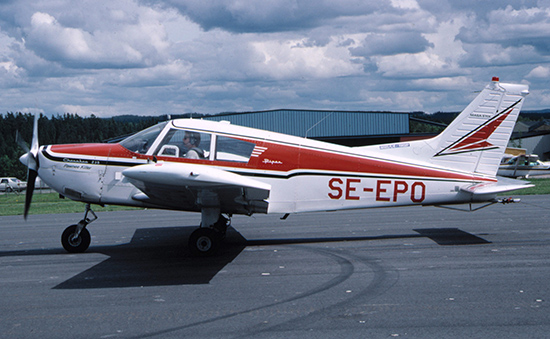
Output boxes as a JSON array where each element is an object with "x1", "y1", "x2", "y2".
[
  {"x1": 457, "y1": 5, "x2": 550, "y2": 54},
  {"x1": 527, "y1": 65, "x2": 550, "y2": 78},
  {"x1": 350, "y1": 32, "x2": 434, "y2": 57},
  {"x1": 459, "y1": 43, "x2": 545, "y2": 68},
  {"x1": 409, "y1": 76, "x2": 474, "y2": 91},
  {"x1": 0, "y1": 33, "x2": 23, "y2": 84},
  {"x1": 374, "y1": 52, "x2": 451, "y2": 78},
  {"x1": 108, "y1": 60, "x2": 192, "y2": 87},
  {"x1": 156, "y1": 0, "x2": 387, "y2": 33},
  {"x1": 24, "y1": 9, "x2": 169, "y2": 69},
  {"x1": 250, "y1": 37, "x2": 363, "y2": 80}
]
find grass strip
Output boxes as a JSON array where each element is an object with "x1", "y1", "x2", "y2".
[{"x1": 0, "y1": 192, "x2": 139, "y2": 216}]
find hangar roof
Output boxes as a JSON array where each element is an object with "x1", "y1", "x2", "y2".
[{"x1": 204, "y1": 109, "x2": 409, "y2": 139}]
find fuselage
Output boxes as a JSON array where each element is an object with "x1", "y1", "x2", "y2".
[{"x1": 36, "y1": 119, "x2": 497, "y2": 215}]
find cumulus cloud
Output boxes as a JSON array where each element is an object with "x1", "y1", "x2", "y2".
[
  {"x1": 409, "y1": 76, "x2": 475, "y2": 91},
  {"x1": 156, "y1": 0, "x2": 387, "y2": 33},
  {"x1": 24, "y1": 11, "x2": 168, "y2": 69},
  {"x1": 459, "y1": 43, "x2": 544, "y2": 68},
  {"x1": 527, "y1": 65, "x2": 550, "y2": 78},
  {"x1": 350, "y1": 32, "x2": 434, "y2": 57},
  {"x1": 375, "y1": 52, "x2": 451, "y2": 78},
  {"x1": 250, "y1": 37, "x2": 363, "y2": 80},
  {"x1": 457, "y1": 6, "x2": 550, "y2": 54}
]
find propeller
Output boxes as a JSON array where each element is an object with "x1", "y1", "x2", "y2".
[{"x1": 18, "y1": 114, "x2": 40, "y2": 219}]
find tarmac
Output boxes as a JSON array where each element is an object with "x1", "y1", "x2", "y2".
[{"x1": 1, "y1": 195, "x2": 549, "y2": 338}]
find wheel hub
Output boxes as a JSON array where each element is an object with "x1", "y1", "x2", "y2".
[
  {"x1": 196, "y1": 236, "x2": 212, "y2": 252},
  {"x1": 68, "y1": 234, "x2": 82, "y2": 247}
]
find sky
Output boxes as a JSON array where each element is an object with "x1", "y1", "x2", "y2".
[{"x1": 1, "y1": 0, "x2": 550, "y2": 117}]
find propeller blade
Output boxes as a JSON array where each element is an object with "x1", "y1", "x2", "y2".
[
  {"x1": 24, "y1": 169, "x2": 37, "y2": 219},
  {"x1": 29, "y1": 114, "x2": 39, "y2": 170},
  {"x1": 15, "y1": 130, "x2": 30, "y2": 153},
  {"x1": 22, "y1": 114, "x2": 40, "y2": 220}
]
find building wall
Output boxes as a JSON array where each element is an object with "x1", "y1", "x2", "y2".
[
  {"x1": 205, "y1": 109, "x2": 409, "y2": 139},
  {"x1": 509, "y1": 134, "x2": 550, "y2": 160}
]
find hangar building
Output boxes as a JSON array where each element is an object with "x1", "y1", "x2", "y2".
[{"x1": 204, "y1": 109, "x2": 410, "y2": 146}]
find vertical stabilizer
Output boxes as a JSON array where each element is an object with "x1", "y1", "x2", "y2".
[{"x1": 428, "y1": 78, "x2": 529, "y2": 176}]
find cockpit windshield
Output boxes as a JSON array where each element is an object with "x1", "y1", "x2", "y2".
[{"x1": 119, "y1": 122, "x2": 167, "y2": 154}]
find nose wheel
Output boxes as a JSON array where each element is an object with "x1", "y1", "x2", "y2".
[
  {"x1": 61, "y1": 225, "x2": 91, "y2": 253},
  {"x1": 61, "y1": 203, "x2": 97, "y2": 253}
]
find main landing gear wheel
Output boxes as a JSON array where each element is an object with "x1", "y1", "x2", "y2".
[
  {"x1": 188, "y1": 228, "x2": 222, "y2": 257},
  {"x1": 61, "y1": 225, "x2": 91, "y2": 253}
]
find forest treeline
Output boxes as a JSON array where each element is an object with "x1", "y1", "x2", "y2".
[{"x1": 0, "y1": 113, "x2": 166, "y2": 179}]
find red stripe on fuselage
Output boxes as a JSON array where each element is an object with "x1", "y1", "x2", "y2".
[
  {"x1": 49, "y1": 140, "x2": 494, "y2": 183},
  {"x1": 50, "y1": 143, "x2": 130, "y2": 157},
  {"x1": 296, "y1": 146, "x2": 487, "y2": 182}
]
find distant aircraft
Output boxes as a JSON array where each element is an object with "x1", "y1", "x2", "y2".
[
  {"x1": 498, "y1": 154, "x2": 550, "y2": 178},
  {"x1": 20, "y1": 77, "x2": 533, "y2": 255}
]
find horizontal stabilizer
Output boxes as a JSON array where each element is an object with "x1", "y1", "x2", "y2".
[{"x1": 460, "y1": 176, "x2": 533, "y2": 195}]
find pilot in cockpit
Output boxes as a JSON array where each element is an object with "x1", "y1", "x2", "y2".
[{"x1": 182, "y1": 132, "x2": 204, "y2": 159}]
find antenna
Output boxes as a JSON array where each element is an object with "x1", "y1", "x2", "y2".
[{"x1": 305, "y1": 112, "x2": 333, "y2": 139}]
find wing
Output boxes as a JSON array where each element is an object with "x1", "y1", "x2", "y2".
[
  {"x1": 122, "y1": 162, "x2": 271, "y2": 214},
  {"x1": 460, "y1": 176, "x2": 534, "y2": 195}
]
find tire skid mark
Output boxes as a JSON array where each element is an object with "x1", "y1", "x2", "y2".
[
  {"x1": 132, "y1": 245, "x2": 355, "y2": 338},
  {"x1": 244, "y1": 247, "x2": 399, "y2": 337}
]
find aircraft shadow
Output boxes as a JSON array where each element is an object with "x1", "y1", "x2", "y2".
[
  {"x1": 413, "y1": 228, "x2": 491, "y2": 245},
  {"x1": 54, "y1": 226, "x2": 247, "y2": 289},
  {"x1": 0, "y1": 226, "x2": 490, "y2": 289}
]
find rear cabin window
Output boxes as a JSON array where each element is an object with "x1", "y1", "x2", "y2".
[{"x1": 215, "y1": 136, "x2": 255, "y2": 163}]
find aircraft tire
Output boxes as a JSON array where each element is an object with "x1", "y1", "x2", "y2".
[
  {"x1": 188, "y1": 228, "x2": 221, "y2": 257},
  {"x1": 61, "y1": 225, "x2": 91, "y2": 253}
]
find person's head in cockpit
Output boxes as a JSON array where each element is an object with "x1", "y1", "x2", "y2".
[{"x1": 182, "y1": 132, "x2": 203, "y2": 159}]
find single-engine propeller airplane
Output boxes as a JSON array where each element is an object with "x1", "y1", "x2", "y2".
[{"x1": 20, "y1": 77, "x2": 533, "y2": 255}]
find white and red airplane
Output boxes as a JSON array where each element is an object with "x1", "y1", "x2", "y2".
[{"x1": 20, "y1": 78, "x2": 532, "y2": 255}]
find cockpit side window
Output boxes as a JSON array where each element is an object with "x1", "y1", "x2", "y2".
[
  {"x1": 154, "y1": 128, "x2": 211, "y2": 159},
  {"x1": 119, "y1": 122, "x2": 167, "y2": 154},
  {"x1": 215, "y1": 136, "x2": 255, "y2": 163}
]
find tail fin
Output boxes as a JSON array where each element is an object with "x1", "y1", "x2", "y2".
[{"x1": 427, "y1": 78, "x2": 529, "y2": 176}]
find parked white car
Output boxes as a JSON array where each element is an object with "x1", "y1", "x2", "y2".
[{"x1": 0, "y1": 177, "x2": 27, "y2": 192}]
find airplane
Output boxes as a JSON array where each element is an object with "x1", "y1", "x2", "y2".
[
  {"x1": 19, "y1": 77, "x2": 533, "y2": 256},
  {"x1": 498, "y1": 153, "x2": 550, "y2": 178}
]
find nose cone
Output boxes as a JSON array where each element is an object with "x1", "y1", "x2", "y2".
[{"x1": 20, "y1": 151, "x2": 38, "y2": 172}]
